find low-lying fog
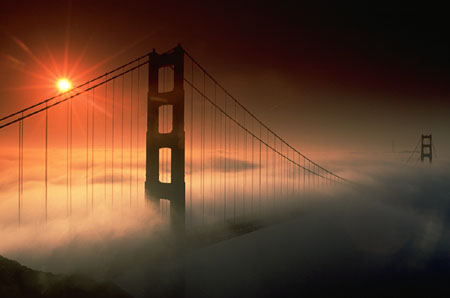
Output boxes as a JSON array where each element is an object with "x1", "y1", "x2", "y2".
[{"x1": 1, "y1": 154, "x2": 449, "y2": 297}]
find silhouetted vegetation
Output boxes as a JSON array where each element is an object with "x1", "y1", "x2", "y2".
[{"x1": 0, "y1": 255, "x2": 132, "y2": 298}]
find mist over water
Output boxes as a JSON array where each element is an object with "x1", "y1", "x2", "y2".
[
  {"x1": 0, "y1": 203, "x2": 181, "y2": 298},
  {"x1": 187, "y1": 156, "x2": 450, "y2": 297},
  {"x1": 0, "y1": 154, "x2": 449, "y2": 297}
]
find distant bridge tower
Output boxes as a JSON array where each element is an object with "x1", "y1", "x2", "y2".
[
  {"x1": 145, "y1": 45, "x2": 185, "y2": 235},
  {"x1": 421, "y1": 134, "x2": 432, "y2": 163}
]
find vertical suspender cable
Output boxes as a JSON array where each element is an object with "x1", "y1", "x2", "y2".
[
  {"x1": 163, "y1": 67, "x2": 166, "y2": 191},
  {"x1": 130, "y1": 70, "x2": 133, "y2": 206},
  {"x1": 18, "y1": 118, "x2": 22, "y2": 225},
  {"x1": 86, "y1": 86, "x2": 89, "y2": 210},
  {"x1": 243, "y1": 112, "x2": 246, "y2": 215},
  {"x1": 296, "y1": 153, "x2": 299, "y2": 198},
  {"x1": 277, "y1": 137, "x2": 280, "y2": 208},
  {"x1": 92, "y1": 88, "x2": 95, "y2": 209},
  {"x1": 280, "y1": 142, "x2": 283, "y2": 203},
  {"x1": 121, "y1": 75, "x2": 124, "y2": 203},
  {"x1": 136, "y1": 60, "x2": 140, "y2": 202},
  {"x1": 259, "y1": 124, "x2": 261, "y2": 214},
  {"x1": 112, "y1": 79, "x2": 115, "y2": 207},
  {"x1": 303, "y1": 157, "x2": 305, "y2": 194},
  {"x1": 282, "y1": 143, "x2": 284, "y2": 203},
  {"x1": 293, "y1": 153, "x2": 295, "y2": 200},
  {"x1": 316, "y1": 166, "x2": 318, "y2": 189},
  {"x1": 294, "y1": 153, "x2": 296, "y2": 199},
  {"x1": 298, "y1": 154, "x2": 300, "y2": 198},
  {"x1": 213, "y1": 83, "x2": 216, "y2": 218},
  {"x1": 286, "y1": 150, "x2": 288, "y2": 201},
  {"x1": 307, "y1": 160, "x2": 309, "y2": 193},
  {"x1": 308, "y1": 160, "x2": 311, "y2": 194},
  {"x1": 285, "y1": 146, "x2": 292, "y2": 201},
  {"x1": 104, "y1": 76, "x2": 107, "y2": 203},
  {"x1": 220, "y1": 94, "x2": 224, "y2": 223},
  {"x1": 21, "y1": 118, "x2": 23, "y2": 222},
  {"x1": 224, "y1": 95, "x2": 227, "y2": 222},
  {"x1": 281, "y1": 143, "x2": 283, "y2": 204},
  {"x1": 291, "y1": 150, "x2": 294, "y2": 200},
  {"x1": 285, "y1": 146, "x2": 287, "y2": 202},
  {"x1": 274, "y1": 137, "x2": 277, "y2": 209},
  {"x1": 251, "y1": 119, "x2": 254, "y2": 214},
  {"x1": 313, "y1": 165, "x2": 315, "y2": 190},
  {"x1": 21, "y1": 117, "x2": 23, "y2": 224},
  {"x1": 70, "y1": 97, "x2": 73, "y2": 216},
  {"x1": 234, "y1": 97, "x2": 237, "y2": 222},
  {"x1": 210, "y1": 81, "x2": 213, "y2": 222},
  {"x1": 66, "y1": 100, "x2": 69, "y2": 216},
  {"x1": 238, "y1": 104, "x2": 241, "y2": 218},
  {"x1": 290, "y1": 150, "x2": 297, "y2": 200},
  {"x1": 292, "y1": 150, "x2": 298, "y2": 201},
  {"x1": 190, "y1": 60, "x2": 193, "y2": 228},
  {"x1": 18, "y1": 121, "x2": 20, "y2": 225},
  {"x1": 287, "y1": 149, "x2": 289, "y2": 202},
  {"x1": 266, "y1": 129, "x2": 269, "y2": 213},
  {"x1": 319, "y1": 169, "x2": 321, "y2": 188},
  {"x1": 45, "y1": 103, "x2": 48, "y2": 222},
  {"x1": 273, "y1": 135, "x2": 275, "y2": 209},
  {"x1": 279, "y1": 140, "x2": 282, "y2": 208},
  {"x1": 287, "y1": 149, "x2": 289, "y2": 201},
  {"x1": 201, "y1": 72, "x2": 205, "y2": 224},
  {"x1": 294, "y1": 153, "x2": 297, "y2": 199},
  {"x1": 284, "y1": 147, "x2": 286, "y2": 203},
  {"x1": 286, "y1": 149, "x2": 288, "y2": 202}
]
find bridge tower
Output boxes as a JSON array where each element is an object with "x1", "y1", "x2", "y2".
[
  {"x1": 421, "y1": 134, "x2": 432, "y2": 163},
  {"x1": 145, "y1": 45, "x2": 185, "y2": 235}
]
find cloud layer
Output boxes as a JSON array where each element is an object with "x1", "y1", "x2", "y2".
[{"x1": 0, "y1": 155, "x2": 449, "y2": 297}]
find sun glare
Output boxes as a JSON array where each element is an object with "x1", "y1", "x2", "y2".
[{"x1": 57, "y1": 78, "x2": 72, "y2": 92}]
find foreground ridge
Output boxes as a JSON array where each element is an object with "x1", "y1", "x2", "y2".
[{"x1": 0, "y1": 255, "x2": 132, "y2": 298}]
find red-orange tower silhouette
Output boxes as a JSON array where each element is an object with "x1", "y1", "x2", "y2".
[
  {"x1": 421, "y1": 134, "x2": 432, "y2": 163},
  {"x1": 145, "y1": 45, "x2": 185, "y2": 235}
]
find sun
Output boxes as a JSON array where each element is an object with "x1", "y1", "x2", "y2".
[{"x1": 57, "y1": 78, "x2": 72, "y2": 92}]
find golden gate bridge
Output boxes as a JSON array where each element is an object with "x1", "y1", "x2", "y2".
[{"x1": 0, "y1": 45, "x2": 349, "y2": 237}]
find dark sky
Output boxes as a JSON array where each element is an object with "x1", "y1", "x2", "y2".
[{"x1": 1, "y1": 1, "x2": 449, "y2": 154}]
